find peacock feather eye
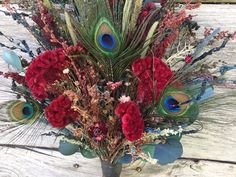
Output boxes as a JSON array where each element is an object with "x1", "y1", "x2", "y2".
[
  {"x1": 155, "y1": 86, "x2": 200, "y2": 125},
  {"x1": 98, "y1": 33, "x2": 116, "y2": 50},
  {"x1": 94, "y1": 18, "x2": 120, "y2": 56},
  {"x1": 8, "y1": 100, "x2": 41, "y2": 124},
  {"x1": 22, "y1": 103, "x2": 34, "y2": 119},
  {"x1": 159, "y1": 92, "x2": 193, "y2": 118},
  {"x1": 164, "y1": 96, "x2": 181, "y2": 113}
]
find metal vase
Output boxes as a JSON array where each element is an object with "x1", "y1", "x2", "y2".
[{"x1": 100, "y1": 160, "x2": 122, "y2": 177}]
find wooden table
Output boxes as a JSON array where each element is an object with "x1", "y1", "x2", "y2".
[{"x1": 0, "y1": 4, "x2": 236, "y2": 177}]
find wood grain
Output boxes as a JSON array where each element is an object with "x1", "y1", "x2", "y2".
[{"x1": 0, "y1": 4, "x2": 236, "y2": 177}]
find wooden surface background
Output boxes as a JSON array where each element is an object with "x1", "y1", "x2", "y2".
[{"x1": 0, "y1": 4, "x2": 236, "y2": 177}]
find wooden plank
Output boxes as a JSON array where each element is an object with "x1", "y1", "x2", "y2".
[
  {"x1": 181, "y1": 4, "x2": 236, "y2": 163},
  {"x1": 0, "y1": 148, "x2": 236, "y2": 177},
  {"x1": 0, "y1": 4, "x2": 236, "y2": 177}
]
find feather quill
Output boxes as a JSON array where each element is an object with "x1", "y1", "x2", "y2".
[
  {"x1": 65, "y1": 11, "x2": 79, "y2": 45},
  {"x1": 122, "y1": 0, "x2": 133, "y2": 36},
  {"x1": 42, "y1": 0, "x2": 52, "y2": 9},
  {"x1": 129, "y1": 0, "x2": 143, "y2": 32},
  {"x1": 141, "y1": 21, "x2": 159, "y2": 58}
]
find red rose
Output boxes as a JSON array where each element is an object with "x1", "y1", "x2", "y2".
[
  {"x1": 88, "y1": 122, "x2": 108, "y2": 142},
  {"x1": 25, "y1": 48, "x2": 69, "y2": 100},
  {"x1": 45, "y1": 95, "x2": 78, "y2": 128},
  {"x1": 132, "y1": 57, "x2": 173, "y2": 105},
  {"x1": 115, "y1": 101, "x2": 144, "y2": 142}
]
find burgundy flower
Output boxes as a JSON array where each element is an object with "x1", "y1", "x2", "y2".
[
  {"x1": 88, "y1": 122, "x2": 108, "y2": 142},
  {"x1": 45, "y1": 95, "x2": 78, "y2": 128},
  {"x1": 25, "y1": 48, "x2": 69, "y2": 100},
  {"x1": 115, "y1": 101, "x2": 144, "y2": 142},
  {"x1": 132, "y1": 57, "x2": 173, "y2": 105}
]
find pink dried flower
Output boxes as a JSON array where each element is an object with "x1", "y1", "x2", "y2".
[{"x1": 107, "y1": 81, "x2": 123, "y2": 90}]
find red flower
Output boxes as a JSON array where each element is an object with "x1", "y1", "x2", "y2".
[
  {"x1": 115, "y1": 101, "x2": 144, "y2": 142},
  {"x1": 132, "y1": 57, "x2": 173, "y2": 105},
  {"x1": 65, "y1": 44, "x2": 86, "y2": 56},
  {"x1": 88, "y1": 122, "x2": 108, "y2": 142},
  {"x1": 2, "y1": 72, "x2": 26, "y2": 85},
  {"x1": 138, "y1": 2, "x2": 156, "y2": 23},
  {"x1": 185, "y1": 55, "x2": 193, "y2": 64},
  {"x1": 45, "y1": 95, "x2": 78, "y2": 128},
  {"x1": 25, "y1": 48, "x2": 69, "y2": 100},
  {"x1": 153, "y1": 10, "x2": 187, "y2": 58},
  {"x1": 160, "y1": 0, "x2": 168, "y2": 6}
]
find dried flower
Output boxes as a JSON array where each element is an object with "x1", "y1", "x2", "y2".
[
  {"x1": 63, "y1": 68, "x2": 70, "y2": 74},
  {"x1": 107, "y1": 81, "x2": 123, "y2": 90},
  {"x1": 2, "y1": 72, "x2": 26, "y2": 85},
  {"x1": 185, "y1": 55, "x2": 193, "y2": 64},
  {"x1": 160, "y1": 0, "x2": 167, "y2": 7},
  {"x1": 119, "y1": 95, "x2": 131, "y2": 103},
  {"x1": 125, "y1": 82, "x2": 131, "y2": 86},
  {"x1": 88, "y1": 122, "x2": 108, "y2": 142},
  {"x1": 138, "y1": 2, "x2": 156, "y2": 23}
]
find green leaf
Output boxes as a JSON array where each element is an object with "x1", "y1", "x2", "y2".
[
  {"x1": 59, "y1": 140, "x2": 80, "y2": 156},
  {"x1": 80, "y1": 148, "x2": 97, "y2": 159},
  {"x1": 142, "y1": 139, "x2": 183, "y2": 165}
]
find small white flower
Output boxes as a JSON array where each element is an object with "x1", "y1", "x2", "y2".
[
  {"x1": 74, "y1": 81, "x2": 80, "y2": 86},
  {"x1": 119, "y1": 95, "x2": 131, "y2": 103},
  {"x1": 63, "y1": 68, "x2": 70, "y2": 74},
  {"x1": 125, "y1": 82, "x2": 131, "y2": 86},
  {"x1": 150, "y1": 159, "x2": 158, "y2": 165}
]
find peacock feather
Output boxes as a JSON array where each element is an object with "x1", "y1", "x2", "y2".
[
  {"x1": 61, "y1": 0, "x2": 160, "y2": 80},
  {"x1": 7, "y1": 100, "x2": 42, "y2": 124}
]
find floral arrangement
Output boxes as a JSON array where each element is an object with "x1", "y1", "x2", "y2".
[{"x1": 0, "y1": 0, "x2": 236, "y2": 177}]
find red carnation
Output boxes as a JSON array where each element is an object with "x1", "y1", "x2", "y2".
[
  {"x1": 88, "y1": 122, "x2": 108, "y2": 142},
  {"x1": 132, "y1": 57, "x2": 173, "y2": 105},
  {"x1": 25, "y1": 48, "x2": 69, "y2": 100},
  {"x1": 45, "y1": 95, "x2": 78, "y2": 128},
  {"x1": 115, "y1": 101, "x2": 144, "y2": 142}
]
